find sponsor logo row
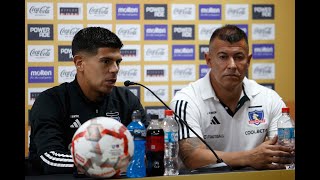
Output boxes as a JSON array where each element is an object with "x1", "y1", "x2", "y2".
[
  {"x1": 28, "y1": 63, "x2": 275, "y2": 84},
  {"x1": 28, "y1": 80, "x2": 274, "y2": 107},
  {"x1": 27, "y1": 3, "x2": 274, "y2": 20},
  {"x1": 27, "y1": 23, "x2": 275, "y2": 41},
  {"x1": 28, "y1": 44, "x2": 274, "y2": 62}
]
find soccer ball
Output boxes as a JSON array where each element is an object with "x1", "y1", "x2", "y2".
[{"x1": 71, "y1": 117, "x2": 134, "y2": 178}]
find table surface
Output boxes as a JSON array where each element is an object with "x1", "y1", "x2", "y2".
[{"x1": 25, "y1": 169, "x2": 295, "y2": 180}]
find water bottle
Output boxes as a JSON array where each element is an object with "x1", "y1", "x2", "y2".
[
  {"x1": 146, "y1": 114, "x2": 165, "y2": 176},
  {"x1": 126, "y1": 110, "x2": 146, "y2": 178},
  {"x1": 277, "y1": 107, "x2": 295, "y2": 169},
  {"x1": 163, "y1": 110, "x2": 179, "y2": 175}
]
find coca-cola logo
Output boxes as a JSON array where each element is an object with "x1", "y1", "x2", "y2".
[
  {"x1": 147, "y1": 89, "x2": 165, "y2": 96},
  {"x1": 146, "y1": 48, "x2": 165, "y2": 56},
  {"x1": 173, "y1": 8, "x2": 192, "y2": 15},
  {"x1": 30, "y1": 49, "x2": 51, "y2": 56},
  {"x1": 174, "y1": 68, "x2": 192, "y2": 76},
  {"x1": 254, "y1": 66, "x2": 272, "y2": 75},
  {"x1": 119, "y1": 69, "x2": 138, "y2": 77},
  {"x1": 254, "y1": 27, "x2": 272, "y2": 36},
  {"x1": 118, "y1": 28, "x2": 138, "y2": 36},
  {"x1": 60, "y1": 27, "x2": 81, "y2": 36},
  {"x1": 228, "y1": 8, "x2": 245, "y2": 16},
  {"x1": 89, "y1": 7, "x2": 108, "y2": 15},
  {"x1": 29, "y1": 6, "x2": 50, "y2": 14},
  {"x1": 200, "y1": 28, "x2": 214, "y2": 35},
  {"x1": 60, "y1": 69, "x2": 76, "y2": 78}
]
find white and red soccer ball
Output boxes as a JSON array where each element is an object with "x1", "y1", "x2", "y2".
[{"x1": 71, "y1": 117, "x2": 134, "y2": 178}]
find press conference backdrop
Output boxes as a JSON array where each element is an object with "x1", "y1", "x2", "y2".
[{"x1": 25, "y1": 0, "x2": 295, "y2": 156}]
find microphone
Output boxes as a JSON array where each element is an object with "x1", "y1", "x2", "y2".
[{"x1": 124, "y1": 80, "x2": 232, "y2": 172}]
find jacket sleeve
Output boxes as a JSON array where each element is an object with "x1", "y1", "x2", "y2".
[{"x1": 29, "y1": 91, "x2": 74, "y2": 174}]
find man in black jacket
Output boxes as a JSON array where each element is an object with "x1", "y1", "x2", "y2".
[{"x1": 27, "y1": 27, "x2": 146, "y2": 175}]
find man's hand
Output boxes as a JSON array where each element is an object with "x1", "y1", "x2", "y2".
[{"x1": 248, "y1": 135, "x2": 295, "y2": 169}]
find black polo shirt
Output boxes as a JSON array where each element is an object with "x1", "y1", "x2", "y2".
[{"x1": 28, "y1": 78, "x2": 146, "y2": 174}]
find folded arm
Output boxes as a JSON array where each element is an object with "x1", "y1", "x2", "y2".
[{"x1": 179, "y1": 136, "x2": 294, "y2": 170}]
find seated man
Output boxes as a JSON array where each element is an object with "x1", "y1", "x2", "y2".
[
  {"x1": 27, "y1": 27, "x2": 146, "y2": 175},
  {"x1": 169, "y1": 24, "x2": 294, "y2": 170}
]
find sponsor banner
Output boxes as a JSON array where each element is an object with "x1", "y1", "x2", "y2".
[
  {"x1": 58, "y1": 66, "x2": 76, "y2": 83},
  {"x1": 199, "y1": 45, "x2": 209, "y2": 60},
  {"x1": 225, "y1": 4, "x2": 249, "y2": 20},
  {"x1": 172, "y1": 64, "x2": 196, "y2": 81},
  {"x1": 172, "y1": 25, "x2": 194, "y2": 40},
  {"x1": 199, "y1": 64, "x2": 210, "y2": 78},
  {"x1": 259, "y1": 83, "x2": 275, "y2": 90},
  {"x1": 116, "y1": 24, "x2": 141, "y2": 41},
  {"x1": 252, "y1": 63, "x2": 275, "y2": 80},
  {"x1": 28, "y1": 67, "x2": 54, "y2": 83},
  {"x1": 145, "y1": 106, "x2": 166, "y2": 119},
  {"x1": 144, "y1": 24, "x2": 168, "y2": 40},
  {"x1": 117, "y1": 65, "x2": 141, "y2": 82},
  {"x1": 198, "y1": 24, "x2": 222, "y2": 41},
  {"x1": 27, "y1": 2, "x2": 53, "y2": 20},
  {"x1": 252, "y1": 44, "x2": 274, "y2": 59},
  {"x1": 116, "y1": 4, "x2": 140, "y2": 20},
  {"x1": 125, "y1": 86, "x2": 140, "y2": 99},
  {"x1": 252, "y1": 24, "x2": 275, "y2": 40},
  {"x1": 87, "y1": 3, "x2": 112, "y2": 20},
  {"x1": 144, "y1": 44, "x2": 168, "y2": 61},
  {"x1": 144, "y1": 4, "x2": 167, "y2": 20},
  {"x1": 87, "y1": 24, "x2": 112, "y2": 31},
  {"x1": 58, "y1": 45, "x2": 73, "y2": 61},
  {"x1": 28, "y1": 87, "x2": 48, "y2": 105},
  {"x1": 171, "y1": 4, "x2": 195, "y2": 20},
  {"x1": 172, "y1": 85, "x2": 187, "y2": 97},
  {"x1": 252, "y1": 4, "x2": 274, "y2": 19},
  {"x1": 58, "y1": 24, "x2": 83, "y2": 41},
  {"x1": 144, "y1": 85, "x2": 168, "y2": 102},
  {"x1": 172, "y1": 45, "x2": 195, "y2": 60},
  {"x1": 121, "y1": 45, "x2": 141, "y2": 62},
  {"x1": 28, "y1": 45, "x2": 54, "y2": 62},
  {"x1": 28, "y1": 24, "x2": 53, "y2": 40},
  {"x1": 234, "y1": 24, "x2": 248, "y2": 37},
  {"x1": 199, "y1": 4, "x2": 221, "y2": 20},
  {"x1": 57, "y1": 3, "x2": 83, "y2": 20},
  {"x1": 144, "y1": 65, "x2": 168, "y2": 82}
]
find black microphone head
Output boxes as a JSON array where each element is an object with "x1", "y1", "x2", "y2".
[{"x1": 124, "y1": 80, "x2": 131, "y2": 87}]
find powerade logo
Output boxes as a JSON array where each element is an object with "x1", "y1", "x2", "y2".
[
  {"x1": 58, "y1": 45, "x2": 73, "y2": 61},
  {"x1": 172, "y1": 45, "x2": 195, "y2": 60},
  {"x1": 144, "y1": 24, "x2": 167, "y2": 40},
  {"x1": 28, "y1": 67, "x2": 54, "y2": 83},
  {"x1": 252, "y1": 44, "x2": 274, "y2": 59},
  {"x1": 116, "y1": 4, "x2": 139, "y2": 20},
  {"x1": 199, "y1": 4, "x2": 221, "y2": 20},
  {"x1": 172, "y1": 25, "x2": 194, "y2": 40},
  {"x1": 252, "y1": 4, "x2": 274, "y2": 19},
  {"x1": 199, "y1": 45, "x2": 209, "y2": 60},
  {"x1": 199, "y1": 64, "x2": 210, "y2": 78},
  {"x1": 28, "y1": 24, "x2": 53, "y2": 40},
  {"x1": 144, "y1": 4, "x2": 167, "y2": 20}
]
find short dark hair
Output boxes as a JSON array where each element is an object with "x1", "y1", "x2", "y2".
[
  {"x1": 209, "y1": 24, "x2": 248, "y2": 48},
  {"x1": 72, "y1": 27, "x2": 123, "y2": 56}
]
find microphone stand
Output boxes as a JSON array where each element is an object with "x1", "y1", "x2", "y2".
[{"x1": 126, "y1": 81, "x2": 233, "y2": 172}]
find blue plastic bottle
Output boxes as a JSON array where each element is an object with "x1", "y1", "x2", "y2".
[{"x1": 126, "y1": 110, "x2": 146, "y2": 178}]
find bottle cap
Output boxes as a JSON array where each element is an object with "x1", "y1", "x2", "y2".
[
  {"x1": 132, "y1": 110, "x2": 141, "y2": 120},
  {"x1": 282, "y1": 107, "x2": 290, "y2": 113},
  {"x1": 150, "y1": 114, "x2": 159, "y2": 120},
  {"x1": 165, "y1": 110, "x2": 173, "y2": 116}
]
